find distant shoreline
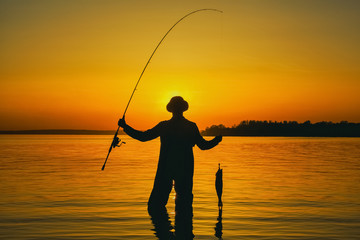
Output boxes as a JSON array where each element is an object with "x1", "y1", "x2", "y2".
[
  {"x1": 1, "y1": 130, "x2": 359, "y2": 138},
  {"x1": 1, "y1": 121, "x2": 360, "y2": 137},
  {"x1": 201, "y1": 121, "x2": 360, "y2": 137}
]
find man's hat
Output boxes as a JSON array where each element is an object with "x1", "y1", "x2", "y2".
[{"x1": 166, "y1": 96, "x2": 189, "y2": 113}]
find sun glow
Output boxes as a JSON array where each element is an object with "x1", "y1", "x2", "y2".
[{"x1": 1, "y1": 1, "x2": 360, "y2": 131}]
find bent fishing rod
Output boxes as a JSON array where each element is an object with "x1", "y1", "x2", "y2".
[{"x1": 101, "y1": 8, "x2": 223, "y2": 170}]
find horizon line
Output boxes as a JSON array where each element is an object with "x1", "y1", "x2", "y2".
[{"x1": 1, "y1": 120, "x2": 359, "y2": 134}]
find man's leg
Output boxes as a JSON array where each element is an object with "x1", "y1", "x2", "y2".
[
  {"x1": 148, "y1": 173, "x2": 173, "y2": 213},
  {"x1": 174, "y1": 175, "x2": 193, "y2": 209},
  {"x1": 174, "y1": 175, "x2": 194, "y2": 239}
]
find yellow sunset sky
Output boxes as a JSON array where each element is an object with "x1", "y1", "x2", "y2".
[{"x1": 1, "y1": 0, "x2": 359, "y2": 131}]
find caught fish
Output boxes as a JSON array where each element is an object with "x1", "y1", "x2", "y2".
[{"x1": 215, "y1": 163, "x2": 223, "y2": 207}]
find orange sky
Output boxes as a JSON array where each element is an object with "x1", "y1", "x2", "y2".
[{"x1": 1, "y1": 1, "x2": 360, "y2": 130}]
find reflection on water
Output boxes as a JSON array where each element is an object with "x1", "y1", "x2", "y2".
[
  {"x1": 215, "y1": 207, "x2": 223, "y2": 239},
  {"x1": 149, "y1": 202, "x2": 193, "y2": 239},
  {"x1": 0, "y1": 136, "x2": 360, "y2": 239},
  {"x1": 149, "y1": 206, "x2": 175, "y2": 239}
]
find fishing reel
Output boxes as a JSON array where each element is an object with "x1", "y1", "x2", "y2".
[{"x1": 112, "y1": 136, "x2": 126, "y2": 148}]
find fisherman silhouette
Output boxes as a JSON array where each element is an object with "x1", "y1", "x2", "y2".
[{"x1": 118, "y1": 96, "x2": 222, "y2": 238}]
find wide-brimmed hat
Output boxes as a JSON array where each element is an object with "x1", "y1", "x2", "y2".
[{"x1": 166, "y1": 96, "x2": 189, "y2": 113}]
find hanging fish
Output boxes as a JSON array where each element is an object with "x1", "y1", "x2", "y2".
[{"x1": 215, "y1": 163, "x2": 223, "y2": 207}]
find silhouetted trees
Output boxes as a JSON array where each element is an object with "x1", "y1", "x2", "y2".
[{"x1": 201, "y1": 121, "x2": 360, "y2": 137}]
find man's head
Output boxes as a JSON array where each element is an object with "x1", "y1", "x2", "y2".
[{"x1": 166, "y1": 96, "x2": 189, "y2": 114}]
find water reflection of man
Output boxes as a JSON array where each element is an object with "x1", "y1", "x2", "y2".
[{"x1": 118, "y1": 96, "x2": 222, "y2": 237}]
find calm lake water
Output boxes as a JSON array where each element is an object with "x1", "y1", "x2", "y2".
[{"x1": 0, "y1": 135, "x2": 359, "y2": 239}]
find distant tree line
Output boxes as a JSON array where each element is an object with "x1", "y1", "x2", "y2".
[{"x1": 201, "y1": 120, "x2": 360, "y2": 137}]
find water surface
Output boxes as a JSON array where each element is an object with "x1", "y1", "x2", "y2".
[{"x1": 0, "y1": 136, "x2": 359, "y2": 239}]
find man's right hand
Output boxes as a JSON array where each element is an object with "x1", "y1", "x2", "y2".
[{"x1": 118, "y1": 117, "x2": 126, "y2": 128}]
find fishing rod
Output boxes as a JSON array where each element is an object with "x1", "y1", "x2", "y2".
[{"x1": 101, "y1": 8, "x2": 223, "y2": 170}]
